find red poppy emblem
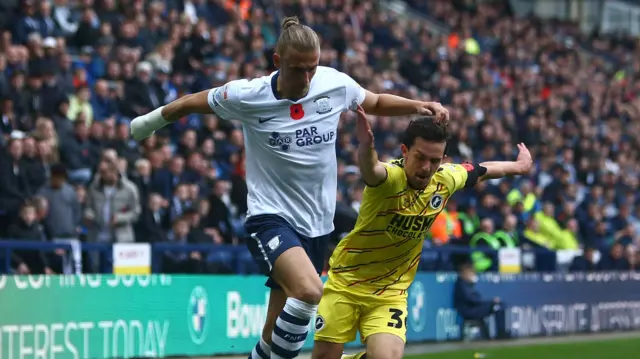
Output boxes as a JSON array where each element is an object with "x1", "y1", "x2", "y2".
[
  {"x1": 461, "y1": 163, "x2": 474, "y2": 172},
  {"x1": 290, "y1": 104, "x2": 304, "y2": 120}
]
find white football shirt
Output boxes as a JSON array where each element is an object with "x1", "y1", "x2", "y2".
[{"x1": 207, "y1": 66, "x2": 366, "y2": 237}]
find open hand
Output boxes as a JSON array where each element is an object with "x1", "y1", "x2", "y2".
[
  {"x1": 418, "y1": 102, "x2": 449, "y2": 124},
  {"x1": 516, "y1": 143, "x2": 533, "y2": 174},
  {"x1": 355, "y1": 105, "x2": 374, "y2": 148}
]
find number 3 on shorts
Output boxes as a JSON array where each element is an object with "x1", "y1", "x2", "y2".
[{"x1": 387, "y1": 308, "x2": 406, "y2": 329}]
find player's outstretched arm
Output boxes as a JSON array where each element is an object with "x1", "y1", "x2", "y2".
[
  {"x1": 354, "y1": 105, "x2": 387, "y2": 186},
  {"x1": 130, "y1": 90, "x2": 212, "y2": 141},
  {"x1": 478, "y1": 143, "x2": 534, "y2": 181},
  {"x1": 361, "y1": 90, "x2": 449, "y2": 123}
]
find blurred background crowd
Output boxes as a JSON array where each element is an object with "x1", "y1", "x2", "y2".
[{"x1": 0, "y1": 0, "x2": 639, "y2": 275}]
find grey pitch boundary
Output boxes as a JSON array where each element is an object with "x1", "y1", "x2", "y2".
[{"x1": 204, "y1": 331, "x2": 640, "y2": 359}]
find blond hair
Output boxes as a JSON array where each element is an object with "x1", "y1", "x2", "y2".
[
  {"x1": 33, "y1": 117, "x2": 60, "y2": 163},
  {"x1": 276, "y1": 16, "x2": 320, "y2": 56}
]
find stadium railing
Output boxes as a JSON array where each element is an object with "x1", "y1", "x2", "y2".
[{"x1": 0, "y1": 239, "x2": 561, "y2": 274}]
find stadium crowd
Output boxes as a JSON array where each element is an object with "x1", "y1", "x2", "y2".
[{"x1": 0, "y1": 0, "x2": 639, "y2": 274}]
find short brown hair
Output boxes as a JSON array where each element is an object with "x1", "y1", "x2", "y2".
[{"x1": 402, "y1": 116, "x2": 451, "y2": 148}]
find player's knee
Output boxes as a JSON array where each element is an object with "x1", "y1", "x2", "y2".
[
  {"x1": 367, "y1": 346, "x2": 402, "y2": 359},
  {"x1": 289, "y1": 276, "x2": 323, "y2": 304},
  {"x1": 367, "y1": 334, "x2": 404, "y2": 359},
  {"x1": 311, "y1": 341, "x2": 343, "y2": 359},
  {"x1": 310, "y1": 349, "x2": 340, "y2": 359}
]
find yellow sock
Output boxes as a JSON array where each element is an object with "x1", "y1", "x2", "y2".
[{"x1": 341, "y1": 352, "x2": 366, "y2": 359}]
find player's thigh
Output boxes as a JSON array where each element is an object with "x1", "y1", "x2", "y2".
[
  {"x1": 271, "y1": 247, "x2": 323, "y2": 303},
  {"x1": 245, "y1": 215, "x2": 323, "y2": 303},
  {"x1": 365, "y1": 333, "x2": 405, "y2": 359},
  {"x1": 299, "y1": 233, "x2": 330, "y2": 277},
  {"x1": 359, "y1": 301, "x2": 408, "y2": 347},
  {"x1": 312, "y1": 286, "x2": 359, "y2": 358}
]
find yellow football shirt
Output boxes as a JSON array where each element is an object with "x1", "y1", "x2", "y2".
[{"x1": 327, "y1": 160, "x2": 472, "y2": 298}]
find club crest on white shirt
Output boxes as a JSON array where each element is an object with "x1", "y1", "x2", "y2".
[{"x1": 314, "y1": 96, "x2": 332, "y2": 114}]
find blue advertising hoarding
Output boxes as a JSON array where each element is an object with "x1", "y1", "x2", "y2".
[{"x1": 405, "y1": 271, "x2": 640, "y2": 341}]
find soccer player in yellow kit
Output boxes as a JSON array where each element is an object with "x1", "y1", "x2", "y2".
[{"x1": 311, "y1": 106, "x2": 533, "y2": 359}]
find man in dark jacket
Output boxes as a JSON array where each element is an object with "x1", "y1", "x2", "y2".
[
  {"x1": 59, "y1": 120, "x2": 94, "y2": 185},
  {"x1": 597, "y1": 243, "x2": 631, "y2": 271},
  {"x1": 135, "y1": 192, "x2": 168, "y2": 242},
  {"x1": 0, "y1": 137, "x2": 31, "y2": 234},
  {"x1": 569, "y1": 247, "x2": 598, "y2": 272},
  {"x1": 453, "y1": 260, "x2": 509, "y2": 340},
  {"x1": 7, "y1": 200, "x2": 53, "y2": 274}
]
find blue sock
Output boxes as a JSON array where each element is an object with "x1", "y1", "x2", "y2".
[
  {"x1": 270, "y1": 298, "x2": 317, "y2": 359},
  {"x1": 248, "y1": 337, "x2": 270, "y2": 359}
]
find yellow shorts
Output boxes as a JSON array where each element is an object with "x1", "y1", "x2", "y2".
[{"x1": 313, "y1": 281, "x2": 407, "y2": 344}]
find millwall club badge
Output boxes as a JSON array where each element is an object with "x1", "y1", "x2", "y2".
[
  {"x1": 430, "y1": 194, "x2": 443, "y2": 209},
  {"x1": 314, "y1": 96, "x2": 332, "y2": 114}
]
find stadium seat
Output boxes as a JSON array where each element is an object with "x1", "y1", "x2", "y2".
[
  {"x1": 461, "y1": 319, "x2": 484, "y2": 342},
  {"x1": 235, "y1": 248, "x2": 261, "y2": 274},
  {"x1": 207, "y1": 249, "x2": 235, "y2": 273},
  {"x1": 419, "y1": 250, "x2": 440, "y2": 271}
]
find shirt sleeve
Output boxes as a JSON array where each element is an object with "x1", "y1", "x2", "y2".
[
  {"x1": 363, "y1": 160, "x2": 406, "y2": 198},
  {"x1": 207, "y1": 79, "x2": 251, "y2": 123},
  {"x1": 340, "y1": 72, "x2": 366, "y2": 112},
  {"x1": 436, "y1": 163, "x2": 474, "y2": 193}
]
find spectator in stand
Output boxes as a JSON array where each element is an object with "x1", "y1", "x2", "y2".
[
  {"x1": 0, "y1": 136, "x2": 31, "y2": 232},
  {"x1": 207, "y1": 180, "x2": 236, "y2": 244},
  {"x1": 494, "y1": 214, "x2": 519, "y2": 247},
  {"x1": 6, "y1": 200, "x2": 53, "y2": 274},
  {"x1": 430, "y1": 199, "x2": 463, "y2": 245},
  {"x1": 168, "y1": 182, "x2": 191, "y2": 223},
  {"x1": 151, "y1": 155, "x2": 185, "y2": 200},
  {"x1": 38, "y1": 163, "x2": 81, "y2": 239},
  {"x1": 0, "y1": 0, "x2": 639, "y2": 273},
  {"x1": 598, "y1": 242, "x2": 631, "y2": 271},
  {"x1": 60, "y1": 120, "x2": 94, "y2": 184},
  {"x1": 21, "y1": 135, "x2": 47, "y2": 192},
  {"x1": 136, "y1": 192, "x2": 169, "y2": 243},
  {"x1": 569, "y1": 247, "x2": 598, "y2": 272},
  {"x1": 131, "y1": 157, "x2": 153, "y2": 207},
  {"x1": 91, "y1": 79, "x2": 119, "y2": 122},
  {"x1": 163, "y1": 215, "x2": 204, "y2": 274},
  {"x1": 84, "y1": 158, "x2": 140, "y2": 244}
]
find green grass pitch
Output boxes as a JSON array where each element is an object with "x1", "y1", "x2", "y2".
[{"x1": 407, "y1": 337, "x2": 640, "y2": 359}]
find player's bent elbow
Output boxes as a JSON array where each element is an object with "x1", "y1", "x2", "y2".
[
  {"x1": 362, "y1": 166, "x2": 388, "y2": 187},
  {"x1": 362, "y1": 175, "x2": 385, "y2": 187}
]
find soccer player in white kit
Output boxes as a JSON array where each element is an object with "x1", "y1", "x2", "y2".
[{"x1": 130, "y1": 16, "x2": 448, "y2": 359}]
